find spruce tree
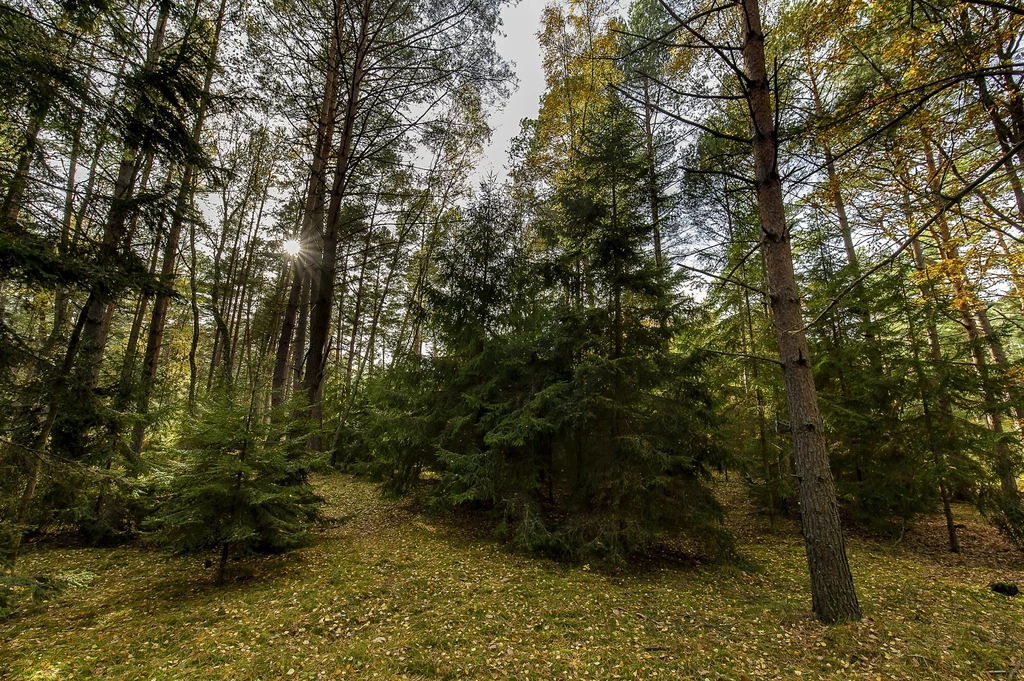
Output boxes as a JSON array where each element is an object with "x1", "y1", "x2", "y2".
[{"x1": 147, "y1": 388, "x2": 320, "y2": 585}]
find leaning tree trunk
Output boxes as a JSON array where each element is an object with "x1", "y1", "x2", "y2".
[
  {"x1": 739, "y1": 0, "x2": 861, "y2": 624},
  {"x1": 9, "y1": 300, "x2": 90, "y2": 565},
  {"x1": 0, "y1": 30, "x2": 85, "y2": 225},
  {"x1": 75, "y1": 3, "x2": 171, "y2": 389},
  {"x1": 899, "y1": 174, "x2": 961, "y2": 553},
  {"x1": 922, "y1": 140, "x2": 1021, "y2": 500}
]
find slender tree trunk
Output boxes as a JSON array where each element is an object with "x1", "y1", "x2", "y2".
[
  {"x1": 292, "y1": 274, "x2": 310, "y2": 398},
  {"x1": 187, "y1": 219, "x2": 201, "y2": 414},
  {"x1": 992, "y1": 229, "x2": 1024, "y2": 315},
  {"x1": 131, "y1": 0, "x2": 230, "y2": 456},
  {"x1": 74, "y1": 3, "x2": 171, "y2": 389},
  {"x1": 228, "y1": 201, "x2": 266, "y2": 383},
  {"x1": 216, "y1": 541, "x2": 229, "y2": 586},
  {"x1": 119, "y1": 233, "x2": 163, "y2": 395},
  {"x1": 805, "y1": 63, "x2": 857, "y2": 272},
  {"x1": 724, "y1": 173, "x2": 775, "y2": 526},
  {"x1": 739, "y1": 0, "x2": 860, "y2": 624},
  {"x1": 346, "y1": 223, "x2": 374, "y2": 391},
  {"x1": 271, "y1": 13, "x2": 341, "y2": 410},
  {"x1": 922, "y1": 141, "x2": 1020, "y2": 500},
  {"x1": 273, "y1": 262, "x2": 303, "y2": 410},
  {"x1": 908, "y1": 311, "x2": 960, "y2": 554},
  {"x1": 976, "y1": 76, "x2": 1024, "y2": 223},
  {"x1": 209, "y1": 155, "x2": 260, "y2": 388},
  {"x1": 335, "y1": 247, "x2": 351, "y2": 367},
  {"x1": 974, "y1": 307, "x2": 1024, "y2": 426},
  {"x1": 0, "y1": 25, "x2": 84, "y2": 226},
  {"x1": 641, "y1": 78, "x2": 662, "y2": 269},
  {"x1": 9, "y1": 299, "x2": 90, "y2": 564},
  {"x1": 43, "y1": 85, "x2": 91, "y2": 358},
  {"x1": 902, "y1": 180, "x2": 961, "y2": 552},
  {"x1": 2, "y1": 107, "x2": 46, "y2": 228}
]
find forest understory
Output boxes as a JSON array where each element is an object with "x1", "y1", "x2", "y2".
[
  {"x1": 2, "y1": 474, "x2": 1021, "y2": 681},
  {"x1": 8, "y1": 0, "x2": 1024, "y2": 668}
]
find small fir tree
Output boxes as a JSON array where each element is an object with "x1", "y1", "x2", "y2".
[{"x1": 147, "y1": 388, "x2": 320, "y2": 585}]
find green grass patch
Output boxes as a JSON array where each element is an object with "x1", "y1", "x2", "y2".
[{"x1": 2, "y1": 475, "x2": 1021, "y2": 680}]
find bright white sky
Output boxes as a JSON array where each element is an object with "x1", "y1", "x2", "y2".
[{"x1": 479, "y1": 0, "x2": 548, "y2": 180}]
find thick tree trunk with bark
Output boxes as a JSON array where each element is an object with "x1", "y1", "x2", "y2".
[
  {"x1": 272, "y1": 34, "x2": 340, "y2": 410},
  {"x1": 739, "y1": 0, "x2": 861, "y2": 624},
  {"x1": 303, "y1": 0, "x2": 373, "y2": 445}
]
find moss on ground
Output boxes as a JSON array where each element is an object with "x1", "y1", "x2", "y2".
[{"x1": 2, "y1": 474, "x2": 1022, "y2": 680}]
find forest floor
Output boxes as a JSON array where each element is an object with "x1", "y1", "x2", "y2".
[{"x1": 2, "y1": 474, "x2": 1022, "y2": 681}]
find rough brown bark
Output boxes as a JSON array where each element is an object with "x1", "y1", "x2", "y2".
[{"x1": 739, "y1": 0, "x2": 861, "y2": 624}]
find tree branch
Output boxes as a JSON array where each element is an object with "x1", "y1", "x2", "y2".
[{"x1": 800, "y1": 137, "x2": 1024, "y2": 332}]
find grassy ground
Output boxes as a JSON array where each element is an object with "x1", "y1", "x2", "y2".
[{"x1": 2, "y1": 474, "x2": 1022, "y2": 680}]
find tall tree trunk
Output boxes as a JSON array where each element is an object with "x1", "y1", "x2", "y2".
[
  {"x1": 292, "y1": 274, "x2": 310, "y2": 399},
  {"x1": 901, "y1": 179, "x2": 961, "y2": 552},
  {"x1": 42, "y1": 82, "x2": 92, "y2": 359},
  {"x1": 975, "y1": 75, "x2": 1024, "y2": 224},
  {"x1": 2, "y1": 107, "x2": 46, "y2": 228},
  {"x1": 131, "y1": 0, "x2": 230, "y2": 457},
  {"x1": 273, "y1": 261, "x2": 303, "y2": 410},
  {"x1": 9, "y1": 299, "x2": 90, "y2": 564},
  {"x1": 187, "y1": 218, "x2": 201, "y2": 414},
  {"x1": 922, "y1": 140, "x2": 1020, "y2": 500},
  {"x1": 641, "y1": 78, "x2": 663, "y2": 269},
  {"x1": 725, "y1": 174, "x2": 774, "y2": 528},
  {"x1": 74, "y1": 2, "x2": 171, "y2": 389},
  {"x1": 228, "y1": 199, "x2": 266, "y2": 383},
  {"x1": 345, "y1": 222, "x2": 375, "y2": 391},
  {"x1": 739, "y1": 0, "x2": 860, "y2": 624},
  {"x1": 0, "y1": 26, "x2": 84, "y2": 226},
  {"x1": 303, "y1": 0, "x2": 373, "y2": 446},
  {"x1": 804, "y1": 61, "x2": 857, "y2": 272},
  {"x1": 907, "y1": 305, "x2": 960, "y2": 554},
  {"x1": 119, "y1": 232, "x2": 164, "y2": 396},
  {"x1": 208, "y1": 142, "x2": 260, "y2": 389},
  {"x1": 271, "y1": 10, "x2": 341, "y2": 410}
]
